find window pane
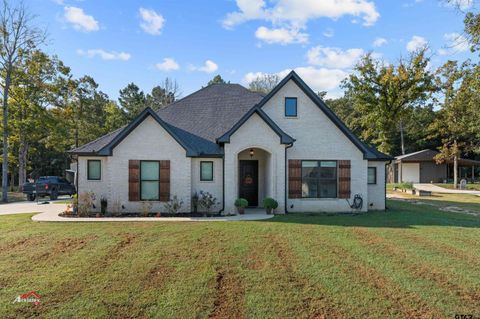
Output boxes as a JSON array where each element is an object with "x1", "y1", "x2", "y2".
[
  {"x1": 302, "y1": 178, "x2": 318, "y2": 197},
  {"x1": 319, "y1": 180, "x2": 337, "y2": 198},
  {"x1": 285, "y1": 98, "x2": 297, "y2": 116},
  {"x1": 319, "y1": 162, "x2": 336, "y2": 179},
  {"x1": 141, "y1": 181, "x2": 159, "y2": 200},
  {"x1": 141, "y1": 162, "x2": 159, "y2": 180},
  {"x1": 200, "y1": 162, "x2": 213, "y2": 181},
  {"x1": 88, "y1": 161, "x2": 101, "y2": 180},
  {"x1": 368, "y1": 167, "x2": 376, "y2": 184}
]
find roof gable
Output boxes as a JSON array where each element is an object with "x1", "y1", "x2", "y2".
[
  {"x1": 256, "y1": 71, "x2": 391, "y2": 161},
  {"x1": 217, "y1": 106, "x2": 295, "y2": 144},
  {"x1": 96, "y1": 107, "x2": 195, "y2": 156}
]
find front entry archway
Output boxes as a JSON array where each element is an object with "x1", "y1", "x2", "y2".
[
  {"x1": 237, "y1": 147, "x2": 272, "y2": 208},
  {"x1": 239, "y1": 160, "x2": 259, "y2": 206}
]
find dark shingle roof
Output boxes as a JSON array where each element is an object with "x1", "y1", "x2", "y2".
[
  {"x1": 69, "y1": 72, "x2": 390, "y2": 161},
  {"x1": 69, "y1": 84, "x2": 262, "y2": 156},
  {"x1": 158, "y1": 83, "x2": 264, "y2": 142}
]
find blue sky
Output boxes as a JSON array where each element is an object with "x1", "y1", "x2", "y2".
[{"x1": 29, "y1": 0, "x2": 475, "y2": 99}]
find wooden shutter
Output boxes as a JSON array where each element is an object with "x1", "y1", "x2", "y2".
[
  {"x1": 128, "y1": 160, "x2": 140, "y2": 201},
  {"x1": 288, "y1": 160, "x2": 302, "y2": 198},
  {"x1": 338, "y1": 160, "x2": 351, "y2": 199},
  {"x1": 159, "y1": 160, "x2": 170, "y2": 201}
]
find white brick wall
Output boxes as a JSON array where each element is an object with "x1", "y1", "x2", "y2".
[
  {"x1": 224, "y1": 113, "x2": 286, "y2": 214},
  {"x1": 262, "y1": 80, "x2": 370, "y2": 212},
  {"x1": 78, "y1": 115, "x2": 191, "y2": 213},
  {"x1": 191, "y1": 158, "x2": 223, "y2": 213},
  {"x1": 367, "y1": 161, "x2": 387, "y2": 210}
]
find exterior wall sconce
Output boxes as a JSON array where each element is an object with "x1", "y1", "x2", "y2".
[{"x1": 249, "y1": 148, "x2": 254, "y2": 158}]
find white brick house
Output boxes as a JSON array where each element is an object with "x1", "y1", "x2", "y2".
[{"x1": 70, "y1": 71, "x2": 391, "y2": 214}]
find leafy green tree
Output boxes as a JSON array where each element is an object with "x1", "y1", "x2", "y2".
[
  {"x1": 341, "y1": 49, "x2": 437, "y2": 155},
  {"x1": 248, "y1": 74, "x2": 280, "y2": 94},
  {"x1": 0, "y1": 0, "x2": 45, "y2": 201},
  {"x1": 146, "y1": 78, "x2": 180, "y2": 111},
  {"x1": 429, "y1": 60, "x2": 480, "y2": 187},
  {"x1": 118, "y1": 83, "x2": 146, "y2": 121},
  {"x1": 207, "y1": 75, "x2": 227, "y2": 86}
]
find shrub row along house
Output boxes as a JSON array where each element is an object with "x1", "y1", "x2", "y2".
[{"x1": 69, "y1": 71, "x2": 391, "y2": 214}]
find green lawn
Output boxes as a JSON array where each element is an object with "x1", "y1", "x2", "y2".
[
  {"x1": 434, "y1": 183, "x2": 480, "y2": 191},
  {"x1": 1, "y1": 200, "x2": 480, "y2": 318},
  {"x1": 0, "y1": 192, "x2": 26, "y2": 204}
]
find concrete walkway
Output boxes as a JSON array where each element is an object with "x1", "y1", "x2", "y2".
[
  {"x1": 0, "y1": 200, "x2": 274, "y2": 222},
  {"x1": 414, "y1": 183, "x2": 480, "y2": 195}
]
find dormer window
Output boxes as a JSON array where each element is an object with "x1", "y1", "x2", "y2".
[{"x1": 285, "y1": 97, "x2": 297, "y2": 117}]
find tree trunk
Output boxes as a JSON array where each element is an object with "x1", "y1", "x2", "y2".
[
  {"x1": 453, "y1": 140, "x2": 458, "y2": 189},
  {"x1": 2, "y1": 66, "x2": 12, "y2": 202},
  {"x1": 18, "y1": 140, "x2": 28, "y2": 191},
  {"x1": 399, "y1": 120, "x2": 405, "y2": 155}
]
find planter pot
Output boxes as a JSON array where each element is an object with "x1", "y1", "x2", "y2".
[
  {"x1": 265, "y1": 207, "x2": 273, "y2": 215},
  {"x1": 237, "y1": 207, "x2": 245, "y2": 215},
  {"x1": 96, "y1": 213, "x2": 101, "y2": 218}
]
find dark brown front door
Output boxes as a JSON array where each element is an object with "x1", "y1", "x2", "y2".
[{"x1": 239, "y1": 160, "x2": 258, "y2": 207}]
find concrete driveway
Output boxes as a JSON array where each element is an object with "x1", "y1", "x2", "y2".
[
  {"x1": 414, "y1": 183, "x2": 480, "y2": 195},
  {"x1": 0, "y1": 197, "x2": 70, "y2": 216}
]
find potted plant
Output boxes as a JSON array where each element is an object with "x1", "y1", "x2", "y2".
[
  {"x1": 234, "y1": 198, "x2": 248, "y2": 214},
  {"x1": 263, "y1": 197, "x2": 278, "y2": 214}
]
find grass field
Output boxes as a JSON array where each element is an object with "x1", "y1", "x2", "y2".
[
  {"x1": 0, "y1": 192, "x2": 26, "y2": 204},
  {"x1": 1, "y1": 200, "x2": 480, "y2": 318}
]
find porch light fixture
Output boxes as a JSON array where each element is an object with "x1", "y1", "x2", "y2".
[{"x1": 249, "y1": 149, "x2": 254, "y2": 158}]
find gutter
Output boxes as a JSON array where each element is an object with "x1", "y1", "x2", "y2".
[{"x1": 284, "y1": 142, "x2": 294, "y2": 214}]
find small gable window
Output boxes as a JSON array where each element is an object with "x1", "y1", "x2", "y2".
[
  {"x1": 368, "y1": 167, "x2": 377, "y2": 184},
  {"x1": 87, "y1": 160, "x2": 101, "y2": 180},
  {"x1": 200, "y1": 161, "x2": 214, "y2": 181},
  {"x1": 285, "y1": 97, "x2": 297, "y2": 117}
]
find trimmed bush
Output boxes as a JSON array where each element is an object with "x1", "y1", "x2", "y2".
[
  {"x1": 263, "y1": 197, "x2": 278, "y2": 209},
  {"x1": 234, "y1": 198, "x2": 249, "y2": 208}
]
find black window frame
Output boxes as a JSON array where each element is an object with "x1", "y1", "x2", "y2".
[
  {"x1": 368, "y1": 167, "x2": 377, "y2": 185},
  {"x1": 87, "y1": 160, "x2": 101, "y2": 181},
  {"x1": 140, "y1": 160, "x2": 160, "y2": 201},
  {"x1": 284, "y1": 97, "x2": 298, "y2": 117},
  {"x1": 301, "y1": 160, "x2": 338, "y2": 199},
  {"x1": 200, "y1": 161, "x2": 214, "y2": 182}
]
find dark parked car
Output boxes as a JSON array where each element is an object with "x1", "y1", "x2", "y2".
[{"x1": 22, "y1": 176, "x2": 76, "y2": 201}]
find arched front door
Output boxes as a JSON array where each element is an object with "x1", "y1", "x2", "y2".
[{"x1": 239, "y1": 160, "x2": 258, "y2": 207}]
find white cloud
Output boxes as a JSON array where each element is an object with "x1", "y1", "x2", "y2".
[
  {"x1": 372, "y1": 37, "x2": 387, "y2": 47},
  {"x1": 77, "y1": 49, "x2": 131, "y2": 61},
  {"x1": 406, "y1": 35, "x2": 427, "y2": 52},
  {"x1": 439, "y1": 32, "x2": 470, "y2": 55},
  {"x1": 244, "y1": 66, "x2": 348, "y2": 97},
  {"x1": 306, "y1": 46, "x2": 364, "y2": 68},
  {"x1": 190, "y1": 60, "x2": 218, "y2": 73},
  {"x1": 64, "y1": 6, "x2": 99, "y2": 32},
  {"x1": 255, "y1": 26, "x2": 308, "y2": 44},
  {"x1": 139, "y1": 8, "x2": 165, "y2": 35},
  {"x1": 223, "y1": 0, "x2": 380, "y2": 29},
  {"x1": 155, "y1": 58, "x2": 180, "y2": 71}
]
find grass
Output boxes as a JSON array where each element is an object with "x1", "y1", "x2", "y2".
[
  {"x1": 1, "y1": 200, "x2": 480, "y2": 318},
  {"x1": 434, "y1": 183, "x2": 480, "y2": 191}
]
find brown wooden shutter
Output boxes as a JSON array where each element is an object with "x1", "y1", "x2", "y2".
[
  {"x1": 128, "y1": 160, "x2": 140, "y2": 201},
  {"x1": 288, "y1": 160, "x2": 302, "y2": 198},
  {"x1": 159, "y1": 160, "x2": 170, "y2": 201},
  {"x1": 338, "y1": 160, "x2": 351, "y2": 199}
]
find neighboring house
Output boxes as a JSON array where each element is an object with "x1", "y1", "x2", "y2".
[
  {"x1": 69, "y1": 71, "x2": 391, "y2": 214},
  {"x1": 388, "y1": 149, "x2": 480, "y2": 183}
]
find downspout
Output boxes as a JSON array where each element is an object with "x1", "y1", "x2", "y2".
[
  {"x1": 219, "y1": 155, "x2": 225, "y2": 214},
  {"x1": 284, "y1": 142, "x2": 294, "y2": 214},
  {"x1": 385, "y1": 160, "x2": 391, "y2": 211}
]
